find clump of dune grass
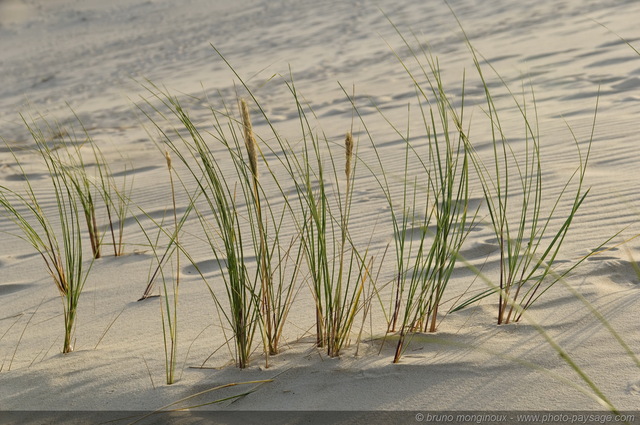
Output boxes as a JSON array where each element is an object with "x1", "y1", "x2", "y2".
[
  {"x1": 344, "y1": 60, "x2": 472, "y2": 363},
  {"x1": 376, "y1": 11, "x2": 594, "y2": 330},
  {"x1": 0, "y1": 118, "x2": 92, "y2": 354},
  {"x1": 294, "y1": 122, "x2": 332, "y2": 350},
  {"x1": 139, "y1": 64, "x2": 369, "y2": 360},
  {"x1": 178, "y1": 100, "x2": 259, "y2": 369},
  {"x1": 476, "y1": 88, "x2": 592, "y2": 325},
  {"x1": 448, "y1": 23, "x2": 595, "y2": 325},
  {"x1": 278, "y1": 83, "x2": 371, "y2": 357},
  {"x1": 138, "y1": 83, "x2": 302, "y2": 368},
  {"x1": 239, "y1": 98, "x2": 303, "y2": 363},
  {"x1": 391, "y1": 130, "x2": 471, "y2": 363},
  {"x1": 137, "y1": 88, "x2": 258, "y2": 368},
  {"x1": 161, "y1": 97, "x2": 259, "y2": 369}
]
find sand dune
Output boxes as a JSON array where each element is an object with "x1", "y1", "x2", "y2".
[{"x1": 1, "y1": 0, "x2": 640, "y2": 423}]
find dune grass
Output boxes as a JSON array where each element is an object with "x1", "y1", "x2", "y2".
[
  {"x1": 373, "y1": 9, "x2": 629, "y2": 413},
  {"x1": 165, "y1": 95, "x2": 259, "y2": 369},
  {"x1": 137, "y1": 84, "x2": 304, "y2": 368},
  {"x1": 0, "y1": 113, "x2": 132, "y2": 355},
  {"x1": 277, "y1": 82, "x2": 371, "y2": 357},
  {"x1": 3, "y1": 9, "x2": 638, "y2": 417},
  {"x1": 0, "y1": 117, "x2": 92, "y2": 354},
  {"x1": 445, "y1": 16, "x2": 596, "y2": 325},
  {"x1": 130, "y1": 31, "x2": 606, "y2": 371},
  {"x1": 343, "y1": 39, "x2": 474, "y2": 362}
]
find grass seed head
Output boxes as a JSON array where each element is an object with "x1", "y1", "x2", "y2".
[
  {"x1": 345, "y1": 131, "x2": 354, "y2": 181},
  {"x1": 165, "y1": 150, "x2": 172, "y2": 170},
  {"x1": 241, "y1": 99, "x2": 258, "y2": 179}
]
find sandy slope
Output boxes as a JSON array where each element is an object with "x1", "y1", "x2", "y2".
[{"x1": 1, "y1": 0, "x2": 640, "y2": 422}]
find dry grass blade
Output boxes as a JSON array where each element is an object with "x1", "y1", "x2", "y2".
[{"x1": 126, "y1": 379, "x2": 273, "y2": 425}]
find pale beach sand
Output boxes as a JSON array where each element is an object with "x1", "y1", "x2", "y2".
[{"x1": 1, "y1": 0, "x2": 640, "y2": 424}]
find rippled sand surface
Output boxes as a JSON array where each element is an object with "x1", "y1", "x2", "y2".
[{"x1": 1, "y1": 0, "x2": 639, "y2": 420}]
